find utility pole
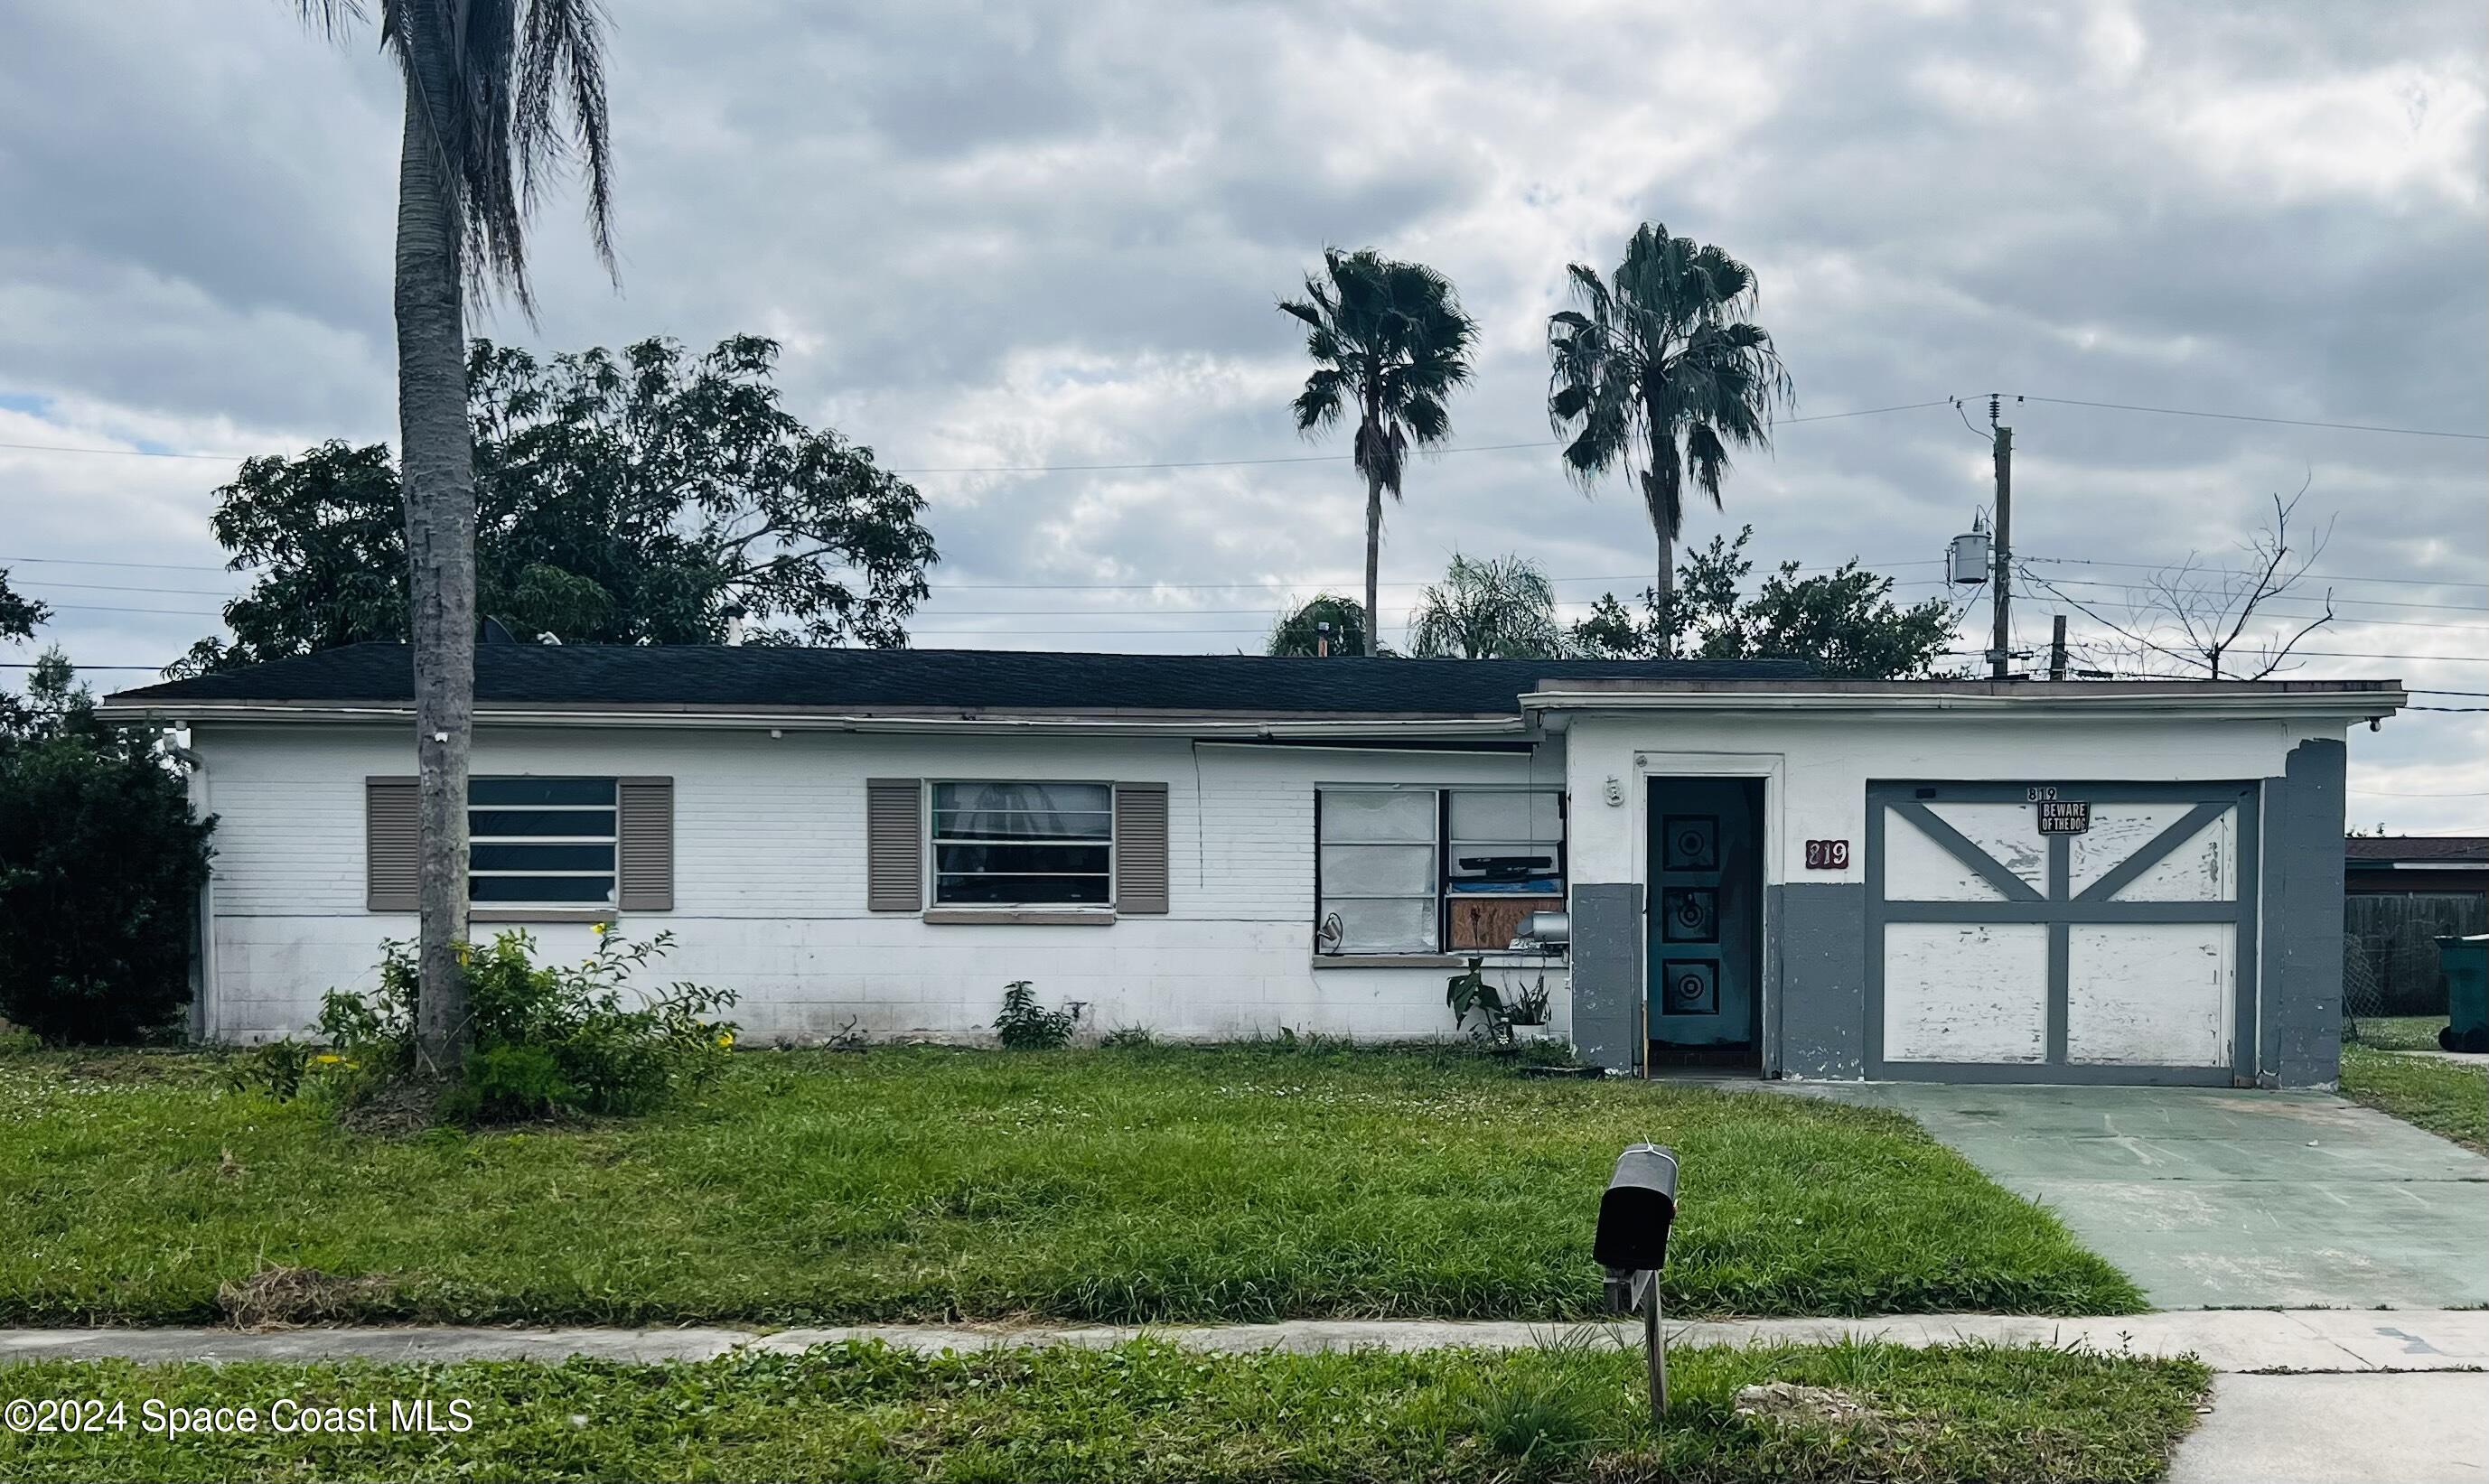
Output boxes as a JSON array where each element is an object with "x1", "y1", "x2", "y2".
[
  {"x1": 2049, "y1": 614, "x2": 2068, "y2": 681},
  {"x1": 1988, "y1": 396, "x2": 2013, "y2": 680}
]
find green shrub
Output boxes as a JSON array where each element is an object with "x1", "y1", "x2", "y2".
[
  {"x1": 0, "y1": 651, "x2": 216, "y2": 1044},
  {"x1": 993, "y1": 981, "x2": 1073, "y2": 1050},
  {"x1": 245, "y1": 927, "x2": 735, "y2": 1123}
]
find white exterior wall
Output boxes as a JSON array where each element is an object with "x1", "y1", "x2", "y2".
[
  {"x1": 189, "y1": 723, "x2": 1569, "y2": 1044},
  {"x1": 1558, "y1": 712, "x2": 2322, "y2": 891}
]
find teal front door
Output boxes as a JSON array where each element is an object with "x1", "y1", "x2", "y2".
[{"x1": 1647, "y1": 777, "x2": 1763, "y2": 1063}]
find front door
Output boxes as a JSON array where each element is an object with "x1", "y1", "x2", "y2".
[{"x1": 1647, "y1": 777, "x2": 1763, "y2": 1068}]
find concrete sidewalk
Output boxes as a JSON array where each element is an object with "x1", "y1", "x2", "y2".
[{"x1": 6, "y1": 1308, "x2": 2487, "y2": 1372}]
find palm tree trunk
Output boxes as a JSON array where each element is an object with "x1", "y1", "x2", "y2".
[
  {"x1": 394, "y1": 81, "x2": 477, "y2": 1076},
  {"x1": 1362, "y1": 464, "x2": 1384, "y2": 657}
]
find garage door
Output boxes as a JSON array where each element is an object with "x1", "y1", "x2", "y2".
[{"x1": 1864, "y1": 781, "x2": 2259, "y2": 1085}]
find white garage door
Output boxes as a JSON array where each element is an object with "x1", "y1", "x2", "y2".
[{"x1": 1866, "y1": 782, "x2": 2257, "y2": 1085}]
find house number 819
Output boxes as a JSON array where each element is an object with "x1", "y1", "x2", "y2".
[{"x1": 2026, "y1": 786, "x2": 2058, "y2": 802}]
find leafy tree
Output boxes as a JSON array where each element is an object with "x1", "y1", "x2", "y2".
[
  {"x1": 1408, "y1": 554, "x2": 1571, "y2": 660},
  {"x1": 0, "y1": 567, "x2": 45, "y2": 643},
  {"x1": 1573, "y1": 528, "x2": 1957, "y2": 678},
  {"x1": 1267, "y1": 593, "x2": 1370, "y2": 658},
  {"x1": 290, "y1": 0, "x2": 621, "y2": 1074},
  {"x1": 1547, "y1": 222, "x2": 1792, "y2": 624},
  {"x1": 0, "y1": 649, "x2": 216, "y2": 1044},
  {"x1": 173, "y1": 336, "x2": 938, "y2": 676},
  {"x1": 1280, "y1": 248, "x2": 1476, "y2": 654}
]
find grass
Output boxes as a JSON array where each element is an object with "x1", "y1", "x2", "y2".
[
  {"x1": 2339, "y1": 1044, "x2": 2487, "y2": 1153},
  {"x1": 0, "y1": 1339, "x2": 2210, "y2": 1482},
  {"x1": 2347, "y1": 1015, "x2": 2453, "y2": 1052},
  {"x1": 0, "y1": 1042, "x2": 2141, "y2": 1326}
]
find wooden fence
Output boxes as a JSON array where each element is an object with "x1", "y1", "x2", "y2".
[{"x1": 2344, "y1": 892, "x2": 2487, "y2": 1018}]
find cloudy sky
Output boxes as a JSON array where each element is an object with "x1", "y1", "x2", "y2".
[{"x1": 2, "y1": 1, "x2": 2482, "y2": 827}]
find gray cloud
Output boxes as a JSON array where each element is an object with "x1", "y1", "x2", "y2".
[{"x1": 1, "y1": 0, "x2": 2480, "y2": 825}]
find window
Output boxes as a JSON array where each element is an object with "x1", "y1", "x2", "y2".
[
  {"x1": 469, "y1": 777, "x2": 617, "y2": 906},
  {"x1": 931, "y1": 781, "x2": 1113, "y2": 905},
  {"x1": 1315, "y1": 788, "x2": 1566, "y2": 956}
]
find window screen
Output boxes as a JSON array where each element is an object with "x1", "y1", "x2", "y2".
[
  {"x1": 469, "y1": 777, "x2": 617, "y2": 905},
  {"x1": 931, "y1": 781, "x2": 1114, "y2": 905},
  {"x1": 1316, "y1": 789, "x2": 1440, "y2": 954}
]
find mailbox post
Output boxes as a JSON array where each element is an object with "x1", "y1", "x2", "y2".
[{"x1": 1593, "y1": 1143, "x2": 1679, "y2": 1421}]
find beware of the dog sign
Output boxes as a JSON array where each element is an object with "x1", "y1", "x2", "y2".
[{"x1": 2037, "y1": 800, "x2": 2091, "y2": 835}]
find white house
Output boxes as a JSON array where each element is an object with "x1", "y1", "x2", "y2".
[{"x1": 100, "y1": 644, "x2": 2402, "y2": 1087}]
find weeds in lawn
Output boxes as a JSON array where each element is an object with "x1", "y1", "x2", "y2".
[{"x1": 995, "y1": 982, "x2": 1077, "y2": 1050}]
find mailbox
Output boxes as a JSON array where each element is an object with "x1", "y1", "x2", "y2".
[{"x1": 1592, "y1": 1143, "x2": 1679, "y2": 1274}]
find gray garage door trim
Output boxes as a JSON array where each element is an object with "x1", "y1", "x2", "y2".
[{"x1": 1864, "y1": 780, "x2": 2260, "y2": 1086}]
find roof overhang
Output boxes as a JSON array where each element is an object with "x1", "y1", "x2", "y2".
[{"x1": 1522, "y1": 678, "x2": 2406, "y2": 727}]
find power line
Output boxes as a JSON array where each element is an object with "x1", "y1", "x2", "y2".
[{"x1": 2007, "y1": 394, "x2": 2488, "y2": 443}]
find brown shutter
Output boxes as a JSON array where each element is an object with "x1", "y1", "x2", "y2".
[
  {"x1": 617, "y1": 777, "x2": 675, "y2": 911},
  {"x1": 365, "y1": 776, "x2": 419, "y2": 911},
  {"x1": 867, "y1": 778, "x2": 923, "y2": 911},
  {"x1": 1115, "y1": 782, "x2": 1170, "y2": 914}
]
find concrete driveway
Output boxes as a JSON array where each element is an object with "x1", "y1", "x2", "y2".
[{"x1": 1777, "y1": 1082, "x2": 2489, "y2": 1309}]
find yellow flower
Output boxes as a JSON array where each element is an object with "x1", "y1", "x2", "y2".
[
  {"x1": 714, "y1": 1031, "x2": 735, "y2": 1049},
  {"x1": 592, "y1": 921, "x2": 610, "y2": 937},
  {"x1": 313, "y1": 1053, "x2": 343, "y2": 1065},
  {"x1": 455, "y1": 944, "x2": 472, "y2": 967}
]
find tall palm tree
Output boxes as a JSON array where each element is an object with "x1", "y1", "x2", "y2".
[
  {"x1": 294, "y1": 0, "x2": 617, "y2": 1074},
  {"x1": 1546, "y1": 223, "x2": 1790, "y2": 630},
  {"x1": 1280, "y1": 248, "x2": 1475, "y2": 652}
]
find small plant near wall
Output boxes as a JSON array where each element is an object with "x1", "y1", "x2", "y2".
[
  {"x1": 1446, "y1": 957, "x2": 1513, "y2": 1043},
  {"x1": 994, "y1": 981, "x2": 1076, "y2": 1050},
  {"x1": 1506, "y1": 975, "x2": 1551, "y2": 1028},
  {"x1": 233, "y1": 928, "x2": 736, "y2": 1125}
]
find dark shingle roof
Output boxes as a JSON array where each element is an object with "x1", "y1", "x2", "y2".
[
  {"x1": 104, "y1": 643, "x2": 1814, "y2": 718},
  {"x1": 2346, "y1": 835, "x2": 2489, "y2": 865}
]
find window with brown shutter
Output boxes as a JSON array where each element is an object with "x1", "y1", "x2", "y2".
[
  {"x1": 365, "y1": 776, "x2": 419, "y2": 911},
  {"x1": 866, "y1": 778, "x2": 923, "y2": 910},
  {"x1": 1114, "y1": 782, "x2": 1169, "y2": 914},
  {"x1": 617, "y1": 777, "x2": 674, "y2": 911}
]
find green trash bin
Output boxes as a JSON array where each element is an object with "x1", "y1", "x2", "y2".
[{"x1": 2438, "y1": 935, "x2": 2488, "y2": 1054}]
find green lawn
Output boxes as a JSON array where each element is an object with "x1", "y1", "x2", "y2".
[
  {"x1": 0, "y1": 1043, "x2": 2141, "y2": 1325},
  {"x1": 2340, "y1": 1045, "x2": 2488, "y2": 1153},
  {"x1": 0, "y1": 1339, "x2": 2209, "y2": 1483}
]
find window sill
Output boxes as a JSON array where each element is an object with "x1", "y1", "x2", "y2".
[
  {"x1": 922, "y1": 908, "x2": 1117, "y2": 927},
  {"x1": 1312, "y1": 951, "x2": 1569, "y2": 969},
  {"x1": 471, "y1": 908, "x2": 619, "y2": 924}
]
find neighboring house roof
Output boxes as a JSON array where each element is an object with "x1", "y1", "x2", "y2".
[
  {"x1": 101, "y1": 642, "x2": 1813, "y2": 720},
  {"x1": 2346, "y1": 835, "x2": 2489, "y2": 866}
]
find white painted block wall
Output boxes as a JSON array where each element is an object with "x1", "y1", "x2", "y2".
[{"x1": 189, "y1": 723, "x2": 1571, "y2": 1045}]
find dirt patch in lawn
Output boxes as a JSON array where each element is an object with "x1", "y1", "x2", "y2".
[{"x1": 218, "y1": 1266, "x2": 397, "y2": 1330}]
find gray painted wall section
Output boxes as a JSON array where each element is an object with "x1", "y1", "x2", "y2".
[
  {"x1": 2263, "y1": 738, "x2": 2347, "y2": 1087},
  {"x1": 1773, "y1": 882, "x2": 1867, "y2": 1078},
  {"x1": 1571, "y1": 882, "x2": 1642, "y2": 1073}
]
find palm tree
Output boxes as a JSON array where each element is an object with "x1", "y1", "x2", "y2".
[
  {"x1": 1280, "y1": 249, "x2": 1475, "y2": 653},
  {"x1": 1408, "y1": 553, "x2": 1570, "y2": 659},
  {"x1": 293, "y1": 0, "x2": 617, "y2": 1075},
  {"x1": 1546, "y1": 223, "x2": 1791, "y2": 630}
]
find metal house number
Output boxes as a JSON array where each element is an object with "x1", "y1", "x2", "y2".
[{"x1": 1803, "y1": 839, "x2": 1849, "y2": 870}]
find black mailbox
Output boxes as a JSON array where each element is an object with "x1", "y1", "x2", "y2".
[{"x1": 1591, "y1": 1143, "x2": 1679, "y2": 1273}]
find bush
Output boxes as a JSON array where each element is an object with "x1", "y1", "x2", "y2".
[
  {"x1": 0, "y1": 651, "x2": 216, "y2": 1044},
  {"x1": 245, "y1": 926, "x2": 736, "y2": 1123},
  {"x1": 993, "y1": 980, "x2": 1073, "y2": 1050}
]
